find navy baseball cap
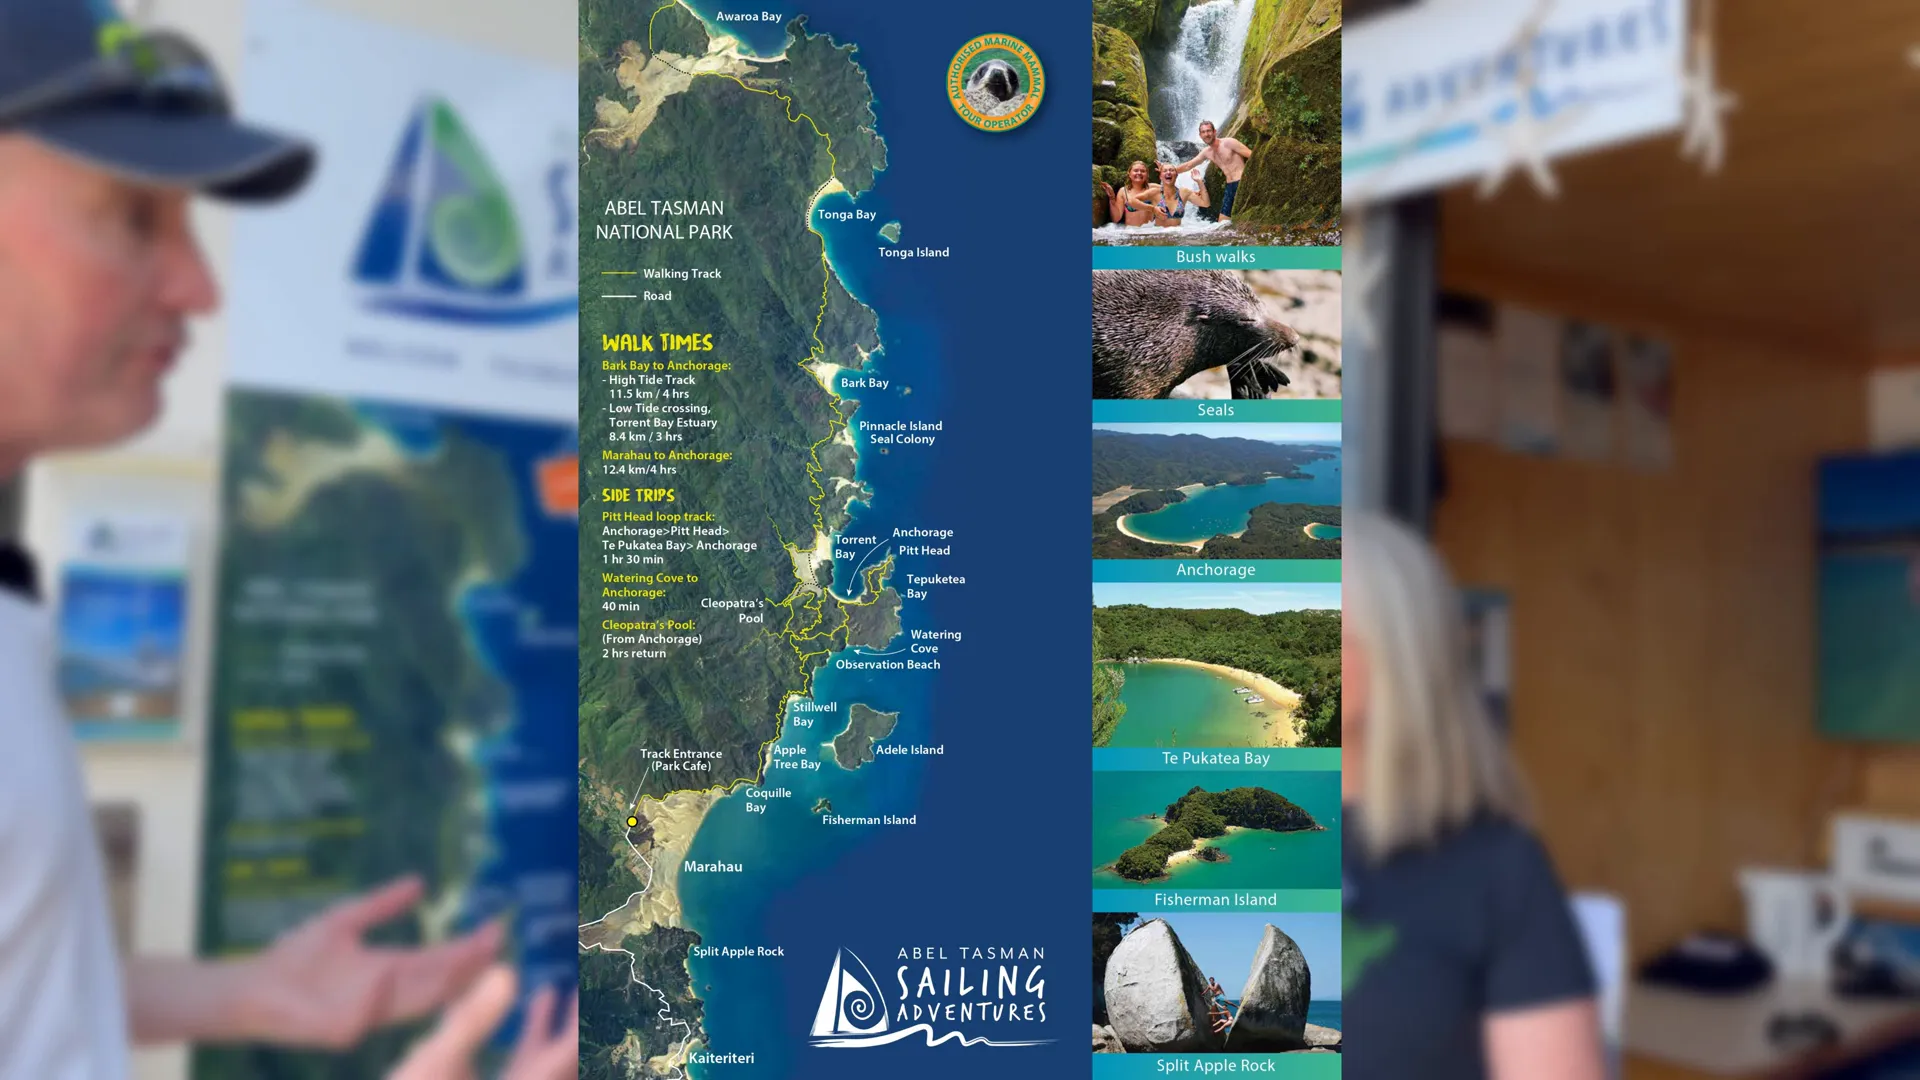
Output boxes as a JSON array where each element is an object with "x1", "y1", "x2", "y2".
[{"x1": 0, "y1": 0, "x2": 313, "y2": 201}]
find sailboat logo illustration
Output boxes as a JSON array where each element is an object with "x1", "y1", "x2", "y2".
[
  {"x1": 810, "y1": 948, "x2": 889, "y2": 1043},
  {"x1": 807, "y1": 947, "x2": 1053, "y2": 1050},
  {"x1": 351, "y1": 97, "x2": 574, "y2": 325}
]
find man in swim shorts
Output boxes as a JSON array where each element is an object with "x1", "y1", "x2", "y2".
[{"x1": 1170, "y1": 121, "x2": 1252, "y2": 222}]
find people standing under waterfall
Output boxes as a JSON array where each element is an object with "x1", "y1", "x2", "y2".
[
  {"x1": 1170, "y1": 121, "x2": 1253, "y2": 222},
  {"x1": 1102, "y1": 160, "x2": 1161, "y2": 226}
]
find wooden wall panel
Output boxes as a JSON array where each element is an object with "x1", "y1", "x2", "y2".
[{"x1": 1431, "y1": 267, "x2": 1872, "y2": 964}]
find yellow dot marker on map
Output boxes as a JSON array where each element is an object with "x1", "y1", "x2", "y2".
[{"x1": 627, "y1": 816, "x2": 639, "y2": 828}]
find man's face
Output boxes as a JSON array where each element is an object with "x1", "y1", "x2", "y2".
[
  {"x1": 0, "y1": 136, "x2": 217, "y2": 460},
  {"x1": 1199, "y1": 123, "x2": 1218, "y2": 146}
]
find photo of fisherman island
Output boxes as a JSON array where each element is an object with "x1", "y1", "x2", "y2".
[{"x1": 1092, "y1": 769, "x2": 1339, "y2": 891}]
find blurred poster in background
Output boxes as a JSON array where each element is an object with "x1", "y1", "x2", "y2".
[
  {"x1": 1496, "y1": 304, "x2": 1563, "y2": 455},
  {"x1": 197, "y1": 2, "x2": 578, "y2": 1072},
  {"x1": 1437, "y1": 292, "x2": 1498, "y2": 443},
  {"x1": 57, "y1": 513, "x2": 189, "y2": 741},
  {"x1": 1617, "y1": 335, "x2": 1675, "y2": 471},
  {"x1": 1558, "y1": 321, "x2": 1617, "y2": 462}
]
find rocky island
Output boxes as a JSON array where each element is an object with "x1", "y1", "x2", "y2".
[
  {"x1": 1108, "y1": 786, "x2": 1320, "y2": 882},
  {"x1": 831, "y1": 703, "x2": 899, "y2": 769}
]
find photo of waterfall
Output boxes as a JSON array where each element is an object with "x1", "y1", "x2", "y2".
[
  {"x1": 1153, "y1": 0, "x2": 1259, "y2": 167},
  {"x1": 1093, "y1": 0, "x2": 1342, "y2": 246}
]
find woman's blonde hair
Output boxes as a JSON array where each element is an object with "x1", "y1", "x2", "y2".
[{"x1": 1345, "y1": 509, "x2": 1530, "y2": 860}]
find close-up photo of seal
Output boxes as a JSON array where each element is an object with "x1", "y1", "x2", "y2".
[
  {"x1": 967, "y1": 57, "x2": 1022, "y2": 103},
  {"x1": 1092, "y1": 270, "x2": 1304, "y2": 399}
]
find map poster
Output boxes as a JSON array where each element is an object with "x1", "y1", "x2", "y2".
[
  {"x1": 198, "y1": 2, "x2": 580, "y2": 1074},
  {"x1": 577, "y1": 1, "x2": 1088, "y2": 1077}
]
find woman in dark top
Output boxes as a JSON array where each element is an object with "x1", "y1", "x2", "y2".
[{"x1": 1342, "y1": 511, "x2": 1606, "y2": 1080}]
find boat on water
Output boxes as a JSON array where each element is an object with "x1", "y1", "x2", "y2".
[
  {"x1": 1246, "y1": 696, "x2": 1265, "y2": 705},
  {"x1": 1233, "y1": 687, "x2": 1251, "y2": 694}
]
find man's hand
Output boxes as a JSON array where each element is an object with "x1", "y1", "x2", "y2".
[
  {"x1": 390, "y1": 966, "x2": 579, "y2": 1080},
  {"x1": 231, "y1": 877, "x2": 503, "y2": 1049},
  {"x1": 128, "y1": 877, "x2": 504, "y2": 1048}
]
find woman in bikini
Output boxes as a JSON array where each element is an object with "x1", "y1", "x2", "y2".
[
  {"x1": 1146, "y1": 165, "x2": 1211, "y2": 227},
  {"x1": 1145, "y1": 163, "x2": 1187, "y2": 226},
  {"x1": 1101, "y1": 160, "x2": 1160, "y2": 227}
]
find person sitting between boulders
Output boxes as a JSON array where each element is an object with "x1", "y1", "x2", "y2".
[{"x1": 1206, "y1": 976, "x2": 1237, "y2": 1034}]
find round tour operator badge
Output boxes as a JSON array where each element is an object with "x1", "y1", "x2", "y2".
[{"x1": 948, "y1": 34, "x2": 1043, "y2": 132}]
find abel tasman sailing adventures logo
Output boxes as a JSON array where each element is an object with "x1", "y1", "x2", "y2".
[
  {"x1": 352, "y1": 97, "x2": 576, "y2": 325},
  {"x1": 809, "y1": 947, "x2": 1052, "y2": 1049}
]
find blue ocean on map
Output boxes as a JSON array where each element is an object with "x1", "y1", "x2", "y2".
[{"x1": 669, "y1": 2, "x2": 1088, "y2": 1076}]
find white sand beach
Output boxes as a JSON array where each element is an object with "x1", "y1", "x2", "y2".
[
  {"x1": 1115, "y1": 515, "x2": 1207, "y2": 551},
  {"x1": 1161, "y1": 826, "x2": 1247, "y2": 871}
]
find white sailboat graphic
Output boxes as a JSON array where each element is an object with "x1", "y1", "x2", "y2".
[{"x1": 810, "y1": 948, "x2": 889, "y2": 1039}]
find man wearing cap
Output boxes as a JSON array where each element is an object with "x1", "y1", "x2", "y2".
[{"x1": 0, "y1": 3, "x2": 574, "y2": 1077}]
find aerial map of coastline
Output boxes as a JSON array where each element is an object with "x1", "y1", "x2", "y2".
[
  {"x1": 576, "y1": 0, "x2": 1088, "y2": 1072},
  {"x1": 577, "y1": 2, "x2": 899, "y2": 1074}
]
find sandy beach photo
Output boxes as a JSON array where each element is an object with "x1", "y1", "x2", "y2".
[
  {"x1": 1093, "y1": 581, "x2": 1341, "y2": 749},
  {"x1": 1114, "y1": 515, "x2": 1210, "y2": 551},
  {"x1": 1093, "y1": 423, "x2": 1342, "y2": 560}
]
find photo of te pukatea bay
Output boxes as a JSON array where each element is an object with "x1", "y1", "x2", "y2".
[
  {"x1": 1093, "y1": 427, "x2": 1340, "y2": 559},
  {"x1": 1093, "y1": 582, "x2": 1340, "y2": 749},
  {"x1": 1093, "y1": 775, "x2": 1339, "y2": 891}
]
